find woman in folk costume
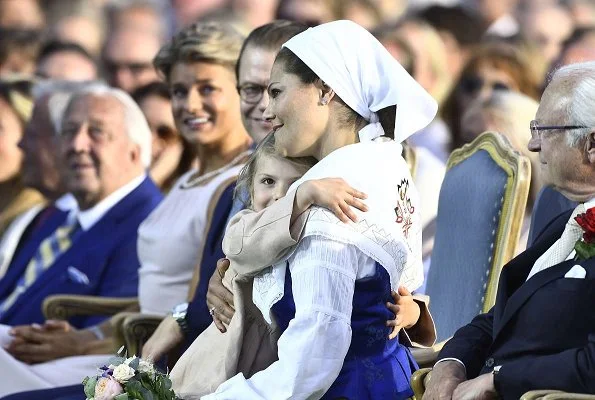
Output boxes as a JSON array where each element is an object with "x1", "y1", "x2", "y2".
[{"x1": 202, "y1": 20, "x2": 438, "y2": 399}]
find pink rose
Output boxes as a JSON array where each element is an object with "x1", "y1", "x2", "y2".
[{"x1": 94, "y1": 377, "x2": 123, "y2": 400}]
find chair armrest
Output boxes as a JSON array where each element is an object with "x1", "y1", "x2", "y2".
[
  {"x1": 43, "y1": 295, "x2": 139, "y2": 320},
  {"x1": 122, "y1": 313, "x2": 164, "y2": 357},
  {"x1": 543, "y1": 394, "x2": 595, "y2": 399},
  {"x1": 522, "y1": 391, "x2": 595, "y2": 400},
  {"x1": 411, "y1": 368, "x2": 432, "y2": 399},
  {"x1": 410, "y1": 341, "x2": 445, "y2": 369},
  {"x1": 520, "y1": 391, "x2": 565, "y2": 400}
]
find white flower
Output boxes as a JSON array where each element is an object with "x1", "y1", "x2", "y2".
[
  {"x1": 112, "y1": 363, "x2": 135, "y2": 384},
  {"x1": 138, "y1": 359, "x2": 155, "y2": 377}
]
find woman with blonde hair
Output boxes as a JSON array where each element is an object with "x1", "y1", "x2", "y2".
[
  {"x1": 0, "y1": 78, "x2": 43, "y2": 238},
  {"x1": 136, "y1": 20, "x2": 252, "y2": 343}
]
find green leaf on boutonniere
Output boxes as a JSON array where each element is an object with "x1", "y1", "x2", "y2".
[
  {"x1": 114, "y1": 394, "x2": 129, "y2": 400},
  {"x1": 574, "y1": 240, "x2": 595, "y2": 260}
]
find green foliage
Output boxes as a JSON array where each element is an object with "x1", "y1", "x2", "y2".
[
  {"x1": 83, "y1": 376, "x2": 97, "y2": 399},
  {"x1": 83, "y1": 354, "x2": 179, "y2": 400},
  {"x1": 128, "y1": 357, "x2": 140, "y2": 370},
  {"x1": 108, "y1": 356, "x2": 126, "y2": 366},
  {"x1": 574, "y1": 240, "x2": 595, "y2": 260}
]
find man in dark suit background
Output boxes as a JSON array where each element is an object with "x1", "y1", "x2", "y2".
[
  {"x1": 424, "y1": 62, "x2": 595, "y2": 399},
  {"x1": 0, "y1": 84, "x2": 162, "y2": 396}
]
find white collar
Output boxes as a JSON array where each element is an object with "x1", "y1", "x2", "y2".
[
  {"x1": 75, "y1": 174, "x2": 146, "y2": 231},
  {"x1": 584, "y1": 197, "x2": 595, "y2": 211},
  {"x1": 54, "y1": 193, "x2": 78, "y2": 212}
]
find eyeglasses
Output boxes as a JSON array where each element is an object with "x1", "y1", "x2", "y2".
[
  {"x1": 529, "y1": 120, "x2": 589, "y2": 139},
  {"x1": 237, "y1": 83, "x2": 267, "y2": 104}
]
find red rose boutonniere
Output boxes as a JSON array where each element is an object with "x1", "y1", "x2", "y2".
[{"x1": 574, "y1": 208, "x2": 595, "y2": 260}]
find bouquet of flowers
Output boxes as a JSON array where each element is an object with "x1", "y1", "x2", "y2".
[{"x1": 83, "y1": 347, "x2": 178, "y2": 400}]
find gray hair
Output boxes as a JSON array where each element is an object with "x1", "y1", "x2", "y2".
[
  {"x1": 549, "y1": 61, "x2": 595, "y2": 147},
  {"x1": 33, "y1": 80, "x2": 97, "y2": 135},
  {"x1": 63, "y1": 84, "x2": 152, "y2": 167}
]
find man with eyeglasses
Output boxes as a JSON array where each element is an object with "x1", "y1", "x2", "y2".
[
  {"x1": 423, "y1": 61, "x2": 595, "y2": 399},
  {"x1": 103, "y1": 28, "x2": 161, "y2": 93}
]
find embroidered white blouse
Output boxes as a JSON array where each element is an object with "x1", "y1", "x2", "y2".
[{"x1": 204, "y1": 234, "x2": 377, "y2": 399}]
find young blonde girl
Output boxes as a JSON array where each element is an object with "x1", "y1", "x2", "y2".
[{"x1": 171, "y1": 134, "x2": 431, "y2": 398}]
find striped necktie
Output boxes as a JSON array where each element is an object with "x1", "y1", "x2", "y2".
[
  {"x1": 527, "y1": 204, "x2": 586, "y2": 281},
  {"x1": 0, "y1": 213, "x2": 81, "y2": 315}
]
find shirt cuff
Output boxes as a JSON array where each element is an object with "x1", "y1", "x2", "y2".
[{"x1": 434, "y1": 357, "x2": 467, "y2": 376}]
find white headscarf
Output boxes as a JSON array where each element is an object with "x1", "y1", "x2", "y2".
[{"x1": 283, "y1": 20, "x2": 438, "y2": 143}]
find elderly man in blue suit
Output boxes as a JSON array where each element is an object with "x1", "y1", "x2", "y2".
[
  {"x1": 424, "y1": 62, "x2": 595, "y2": 399},
  {"x1": 0, "y1": 84, "x2": 162, "y2": 396},
  {"x1": 0, "y1": 80, "x2": 83, "y2": 279}
]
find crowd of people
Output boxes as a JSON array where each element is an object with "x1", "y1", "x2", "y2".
[{"x1": 0, "y1": 0, "x2": 594, "y2": 399}]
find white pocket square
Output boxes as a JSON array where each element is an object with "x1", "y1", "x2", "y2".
[
  {"x1": 564, "y1": 265, "x2": 587, "y2": 279},
  {"x1": 67, "y1": 266, "x2": 90, "y2": 285}
]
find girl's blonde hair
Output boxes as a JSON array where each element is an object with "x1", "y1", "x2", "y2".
[{"x1": 235, "y1": 133, "x2": 317, "y2": 209}]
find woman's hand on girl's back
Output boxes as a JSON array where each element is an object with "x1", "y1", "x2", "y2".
[
  {"x1": 206, "y1": 258, "x2": 235, "y2": 333},
  {"x1": 385, "y1": 286, "x2": 421, "y2": 339},
  {"x1": 296, "y1": 178, "x2": 368, "y2": 223}
]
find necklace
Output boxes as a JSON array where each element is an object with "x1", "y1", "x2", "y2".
[{"x1": 180, "y1": 150, "x2": 252, "y2": 189}]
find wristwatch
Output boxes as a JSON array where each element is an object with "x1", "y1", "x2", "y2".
[{"x1": 172, "y1": 302, "x2": 190, "y2": 335}]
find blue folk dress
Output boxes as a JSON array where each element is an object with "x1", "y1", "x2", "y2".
[{"x1": 272, "y1": 261, "x2": 418, "y2": 400}]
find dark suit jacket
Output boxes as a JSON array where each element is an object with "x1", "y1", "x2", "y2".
[
  {"x1": 0, "y1": 177, "x2": 163, "y2": 329},
  {"x1": 439, "y1": 209, "x2": 595, "y2": 399},
  {"x1": 185, "y1": 181, "x2": 236, "y2": 344}
]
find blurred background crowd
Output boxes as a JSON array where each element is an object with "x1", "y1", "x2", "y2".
[{"x1": 4, "y1": 0, "x2": 595, "y2": 252}]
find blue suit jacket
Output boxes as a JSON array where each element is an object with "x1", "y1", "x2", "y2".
[
  {"x1": 0, "y1": 177, "x2": 162, "y2": 328},
  {"x1": 0, "y1": 180, "x2": 232, "y2": 399},
  {"x1": 185, "y1": 181, "x2": 236, "y2": 343},
  {"x1": 439, "y1": 210, "x2": 595, "y2": 399}
]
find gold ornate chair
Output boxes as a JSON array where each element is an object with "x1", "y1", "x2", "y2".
[
  {"x1": 520, "y1": 391, "x2": 595, "y2": 399},
  {"x1": 43, "y1": 295, "x2": 138, "y2": 321},
  {"x1": 411, "y1": 131, "x2": 531, "y2": 395}
]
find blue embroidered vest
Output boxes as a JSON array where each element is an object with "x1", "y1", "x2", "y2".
[{"x1": 271, "y1": 262, "x2": 417, "y2": 400}]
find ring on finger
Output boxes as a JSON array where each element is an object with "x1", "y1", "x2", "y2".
[{"x1": 209, "y1": 307, "x2": 216, "y2": 316}]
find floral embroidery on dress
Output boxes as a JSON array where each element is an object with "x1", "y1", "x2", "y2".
[
  {"x1": 364, "y1": 324, "x2": 387, "y2": 348},
  {"x1": 362, "y1": 357, "x2": 385, "y2": 386},
  {"x1": 394, "y1": 179, "x2": 415, "y2": 239}
]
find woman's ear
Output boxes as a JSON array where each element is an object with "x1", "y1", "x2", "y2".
[{"x1": 316, "y1": 80, "x2": 335, "y2": 105}]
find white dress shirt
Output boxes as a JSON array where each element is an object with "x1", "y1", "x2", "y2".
[
  {"x1": 54, "y1": 193, "x2": 78, "y2": 212},
  {"x1": 205, "y1": 235, "x2": 377, "y2": 399},
  {"x1": 75, "y1": 174, "x2": 146, "y2": 231}
]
